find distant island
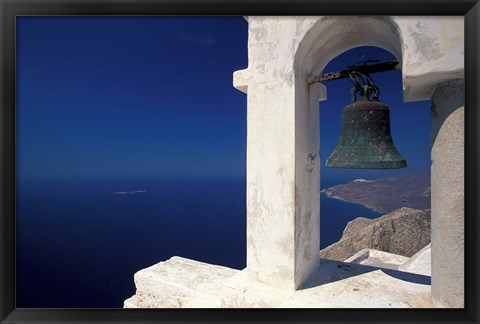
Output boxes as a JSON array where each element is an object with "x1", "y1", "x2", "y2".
[
  {"x1": 113, "y1": 190, "x2": 147, "y2": 195},
  {"x1": 321, "y1": 173, "x2": 430, "y2": 214}
]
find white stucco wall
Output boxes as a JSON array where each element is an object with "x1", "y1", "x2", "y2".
[{"x1": 233, "y1": 15, "x2": 464, "y2": 307}]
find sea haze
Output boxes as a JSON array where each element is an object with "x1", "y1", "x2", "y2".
[{"x1": 17, "y1": 176, "x2": 379, "y2": 308}]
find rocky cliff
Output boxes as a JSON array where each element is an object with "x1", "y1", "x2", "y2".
[{"x1": 320, "y1": 207, "x2": 431, "y2": 261}]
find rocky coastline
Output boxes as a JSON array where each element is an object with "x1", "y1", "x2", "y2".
[{"x1": 321, "y1": 173, "x2": 430, "y2": 214}]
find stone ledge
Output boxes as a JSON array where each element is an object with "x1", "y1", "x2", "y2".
[
  {"x1": 344, "y1": 249, "x2": 410, "y2": 270},
  {"x1": 124, "y1": 256, "x2": 239, "y2": 308},
  {"x1": 398, "y1": 244, "x2": 431, "y2": 276},
  {"x1": 124, "y1": 256, "x2": 433, "y2": 308}
]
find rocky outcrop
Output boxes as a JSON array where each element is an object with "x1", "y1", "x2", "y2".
[
  {"x1": 321, "y1": 173, "x2": 430, "y2": 213},
  {"x1": 320, "y1": 207, "x2": 430, "y2": 261}
]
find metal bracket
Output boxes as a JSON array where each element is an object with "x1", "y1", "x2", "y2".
[{"x1": 308, "y1": 60, "x2": 400, "y2": 85}]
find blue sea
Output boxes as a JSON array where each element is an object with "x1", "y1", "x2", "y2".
[{"x1": 16, "y1": 177, "x2": 379, "y2": 308}]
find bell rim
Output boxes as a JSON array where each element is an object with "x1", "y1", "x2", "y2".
[{"x1": 325, "y1": 158, "x2": 407, "y2": 169}]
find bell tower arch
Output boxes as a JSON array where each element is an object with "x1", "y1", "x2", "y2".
[{"x1": 233, "y1": 16, "x2": 464, "y2": 307}]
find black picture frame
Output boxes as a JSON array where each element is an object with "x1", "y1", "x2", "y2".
[{"x1": 1, "y1": 0, "x2": 478, "y2": 323}]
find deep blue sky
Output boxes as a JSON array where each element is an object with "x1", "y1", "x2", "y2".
[{"x1": 17, "y1": 16, "x2": 431, "y2": 183}]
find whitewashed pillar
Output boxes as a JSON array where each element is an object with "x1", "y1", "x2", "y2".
[
  {"x1": 233, "y1": 17, "x2": 321, "y2": 291},
  {"x1": 430, "y1": 79, "x2": 465, "y2": 307}
]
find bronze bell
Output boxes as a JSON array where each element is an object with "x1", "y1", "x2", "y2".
[{"x1": 325, "y1": 84, "x2": 407, "y2": 169}]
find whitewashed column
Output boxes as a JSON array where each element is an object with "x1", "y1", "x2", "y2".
[
  {"x1": 430, "y1": 79, "x2": 464, "y2": 308},
  {"x1": 234, "y1": 17, "x2": 321, "y2": 291}
]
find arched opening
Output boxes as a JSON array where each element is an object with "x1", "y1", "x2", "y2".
[
  {"x1": 318, "y1": 46, "x2": 431, "y2": 271},
  {"x1": 292, "y1": 16, "x2": 407, "y2": 287}
]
